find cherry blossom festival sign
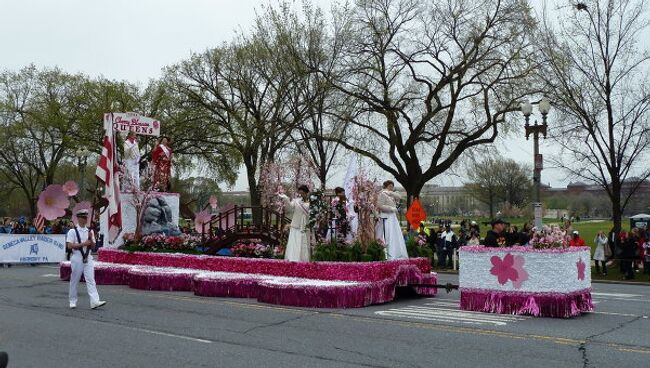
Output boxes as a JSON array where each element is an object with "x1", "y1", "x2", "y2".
[
  {"x1": 112, "y1": 112, "x2": 161, "y2": 136},
  {"x1": 459, "y1": 246, "x2": 593, "y2": 318}
]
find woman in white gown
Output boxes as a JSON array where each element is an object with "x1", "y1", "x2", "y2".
[
  {"x1": 375, "y1": 180, "x2": 409, "y2": 259},
  {"x1": 279, "y1": 185, "x2": 311, "y2": 262}
]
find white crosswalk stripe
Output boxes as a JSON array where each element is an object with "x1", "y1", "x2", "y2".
[
  {"x1": 592, "y1": 292, "x2": 643, "y2": 298},
  {"x1": 375, "y1": 301, "x2": 530, "y2": 326},
  {"x1": 592, "y1": 292, "x2": 650, "y2": 303}
]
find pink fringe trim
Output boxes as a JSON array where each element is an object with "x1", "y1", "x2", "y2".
[
  {"x1": 460, "y1": 288, "x2": 593, "y2": 318},
  {"x1": 59, "y1": 261, "x2": 132, "y2": 285}
]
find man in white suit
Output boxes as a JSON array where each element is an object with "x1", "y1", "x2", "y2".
[{"x1": 123, "y1": 130, "x2": 141, "y2": 190}]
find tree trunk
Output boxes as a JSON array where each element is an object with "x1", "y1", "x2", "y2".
[
  {"x1": 22, "y1": 188, "x2": 38, "y2": 218},
  {"x1": 318, "y1": 167, "x2": 327, "y2": 191},
  {"x1": 245, "y1": 161, "x2": 262, "y2": 225},
  {"x1": 402, "y1": 179, "x2": 424, "y2": 218},
  {"x1": 488, "y1": 191, "x2": 495, "y2": 219},
  {"x1": 611, "y1": 183, "x2": 623, "y2": 233}
]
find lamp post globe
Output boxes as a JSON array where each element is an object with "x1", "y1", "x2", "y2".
[
  {"x1": 538, "y1": 96, "x2": 551, "y2": 115},
  {"x1": 520, "y1": 100, "x2": 533, "y2": 117}
]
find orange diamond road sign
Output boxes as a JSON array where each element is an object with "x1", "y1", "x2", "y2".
[{"x1": 406, "y1": 198, "x2": 427, "y2": 230}]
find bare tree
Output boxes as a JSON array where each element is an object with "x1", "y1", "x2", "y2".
[
  {"x1": 168, "y1": 37, "x2": 304, "y2": 211},
  {"x1": 243, "y1": 1, "x2": 348, "y2": 191},
  {"x1": 311, "y1": 0, "x2": 540, "y2": 206},
  {"x1": 465, "y1": 157, "x2": 502, "y2": 219},
  {"x1": 539, "y1": 0, "x2": 650, "y2": 233},
  {"x1": 465, "y1": 156, "x2": 531, "y2": 218}
]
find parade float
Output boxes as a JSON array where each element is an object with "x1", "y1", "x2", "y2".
[
  {"x1": 59, "y1": 248, "x2": 436, "y2": 308},
  {"x1": 459, "y1": 226, "x2": 593, "y2": 318},
  {"x1": 59, "y1": 115, "x2": 438, "y2": 308}
]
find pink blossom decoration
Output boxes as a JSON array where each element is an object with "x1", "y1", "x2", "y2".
[
  {"x1": 490, "y1": 253, "x2": 519, "y2": 285},
  {"x1": 37, "y1": 185, "x2": 70, "y2": 220},
  {"x1": 511, "y1": 255, "x2": 528, "y2": 289},
  {"x1": 209, "y1": 195, "x2": 218, "y2": 209},
  {"x1": 62, "y1": 181, "x2": 80, "y2": 197},
  {"x1": 577, "y1": 258, "x2": 586, "y2": 281},
  {"x1": 194, "y1": 210, "x2": 212, "y2": 234},
  {"x1": 71, "y1": 201, "x2": 93, "y2": 225}
]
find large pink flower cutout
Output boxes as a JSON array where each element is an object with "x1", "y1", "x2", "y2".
[
  {"x1": 62, "y1": 181, "x2": 79, "y2": 197},
  {"x1": 37, "y1": 185, "x2": 70, "y2": 220},
  {"x1": 71, "y1": 201, "x2": 93, "y2": 225},
  {"x1": 511, "y1": 255, "x2": 529, "y2": 289},
  {"x1": 577, "y1": 258, "x2": 586, "y2": 281},
  {"x1": 194, "y1": 210, "x2": 212, "y2": 234},
  {"x1": 209, "y1": 195, "x2": 218, "y2": 210},
  {"x1": 490, "y1": 253, "x2": 519, "y2": 285}
]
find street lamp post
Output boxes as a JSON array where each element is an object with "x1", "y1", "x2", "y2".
[
  {"x1": 75, "y1": 148, "x2": 90, "y2": 198},
  {"x1": 521, "y1": 97, "x2": 551, "y2": 229}
]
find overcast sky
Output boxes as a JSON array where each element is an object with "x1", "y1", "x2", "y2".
[{"x1": 1, "y1": 0, "x2": 633, "y2": 190}]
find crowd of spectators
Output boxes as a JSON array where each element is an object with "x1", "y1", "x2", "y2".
[{"x1": 0, "y1": 217, "x2": 74, "y2": 235}]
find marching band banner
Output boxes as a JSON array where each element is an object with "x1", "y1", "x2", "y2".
[
  {"x1": 0, "y1": 234, "x2": 66, "y2": 263},
  {"x1": 111, "y1": 112, "x2": 161, "y2": 137}
]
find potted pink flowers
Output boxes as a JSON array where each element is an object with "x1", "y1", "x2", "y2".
[{"x1": 528, "y1": 225, "x2": 569, "y2": 249}]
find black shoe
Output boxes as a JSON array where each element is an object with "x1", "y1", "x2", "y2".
[{"x1": 0, "y1": 351, "x2": 8, "y2": 368}]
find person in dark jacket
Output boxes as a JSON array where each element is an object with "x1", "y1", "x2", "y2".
[
  {"x1": 608, "y1": 227, "x2": 618, "y2": 260},
  {"x1": 518, "y1": 223, "x2": 532, "y2": 245},
  {"x1": 438, "y1": 225, "x2": 457, "y2": 268},
  {"x1": 484, "y1": 219, "x2": 508, "y2": 248},
  {"x1": 619, "y1": 230, "x2": 637, "y2": 280}
]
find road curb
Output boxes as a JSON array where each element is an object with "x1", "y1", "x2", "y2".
[{"x1": 590, "y1": 279, "x2": 650, "y2": 286}]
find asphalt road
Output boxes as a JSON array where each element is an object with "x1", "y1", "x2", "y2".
[{"x1": 1, "y1": 265, "x2": 649, "y2": 368}]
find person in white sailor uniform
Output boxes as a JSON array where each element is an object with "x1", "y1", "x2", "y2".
[{"x1": 66, "y1": 209, "x2": 106, "y2": 309}]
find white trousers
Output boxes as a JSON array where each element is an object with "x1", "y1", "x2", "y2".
[
  {"x1": 69, "y1": 251, "x2": 100, "y2": 306},
  {"x1": 125, "y1": 161, "x2": 140, "y2": 190}
]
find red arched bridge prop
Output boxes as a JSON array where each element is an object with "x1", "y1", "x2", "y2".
[{"x1": 201, "y1": 206, "x2": 290, "y2": 255}]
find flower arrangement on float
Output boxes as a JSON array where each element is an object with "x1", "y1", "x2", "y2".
[
  {"x1": 121, "y1": 232, "x2": 202, "y2": 253},
  {"x1": 406, "y1": 234, "x2": 433, "y2": 260},
  {"x1": 528, "y1": 225, "x2": 569, "y2": 249},
  {"x1": 307, "y1": 188, "x2": 334, "y2": 242},
  {"x1": 230, "y1": 241, "x2": 283, "y2": 259}
]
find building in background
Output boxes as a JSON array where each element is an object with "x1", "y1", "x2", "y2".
[{"x1": 219, "y1": 179, "x2": 650, "y2": 219}]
